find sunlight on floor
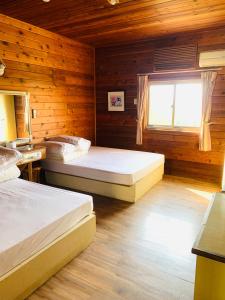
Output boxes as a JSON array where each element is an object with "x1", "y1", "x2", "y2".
[
  {"x1": 143, "y1": 212, "x2": 196, "y2": 256},
  {"x1": 185, "y1": 188, "x2": 214, "y2": 201},
  {"x1": 142, "y1": 185, "x2": 214, "y2": 257}
]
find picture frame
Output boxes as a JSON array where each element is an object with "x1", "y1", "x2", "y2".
[{"x1": 108, "y1": 91, "x2": 125, "y2": 111}]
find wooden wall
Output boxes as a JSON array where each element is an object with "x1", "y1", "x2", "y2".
[
  {"x1": 0, "y1": 14, "x2": 95, "y2": 143},
  {"x1": 96, "y1": 27, "x2": 225, "y2": 184}
]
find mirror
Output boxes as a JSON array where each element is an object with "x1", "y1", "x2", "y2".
[{"x1": 0, "y1": 90, "x2": 32, "y2": 144}]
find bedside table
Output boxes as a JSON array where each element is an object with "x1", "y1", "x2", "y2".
[{"x1": 17, "y1": 145, "x2": 46, "y2": 182}]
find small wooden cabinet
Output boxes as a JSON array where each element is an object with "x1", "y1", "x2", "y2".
[{"x1": 17, "y1": 145, "x2": 46, "y2": 182}]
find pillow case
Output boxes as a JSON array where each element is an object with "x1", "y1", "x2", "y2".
[
  {"x1": 0, "y1": 147, "x2": 22, "y2": 170},
  {"x1": 48, "y1": 150, "x2": 87, "y2": 162},
  {"x1": 0, "y1": 165, "x2": 21, "y2": 183},
  {"x1": 46, "y1": 136, "x2": 91, "y2": 152},
  {"x1": 40, "y1": 141, "x2": 87, "y2": 162},
  {"x1": 41, "y1": 141, "x2": 77, "y2": 155}
]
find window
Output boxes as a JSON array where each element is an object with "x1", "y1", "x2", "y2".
[{"x1": 148, "y1": 80, "x2": 203, "y2": 130}]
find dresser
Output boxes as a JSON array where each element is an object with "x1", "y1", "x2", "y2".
[{"x1": 192, "y1": 193, "x2": 225, "y2": 300}]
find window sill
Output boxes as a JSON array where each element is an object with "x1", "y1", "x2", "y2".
[{"x1": 145, "y1": 126, "x2": 200, "y2": 134}]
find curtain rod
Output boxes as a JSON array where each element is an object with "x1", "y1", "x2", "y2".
[{"x1": 137, "y1": 67, "x2": 222, "y2": 76}]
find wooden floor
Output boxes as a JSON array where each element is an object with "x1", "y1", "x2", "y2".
[{"x1": 28, "y1": 176, "x2": 219, "y2": 300}]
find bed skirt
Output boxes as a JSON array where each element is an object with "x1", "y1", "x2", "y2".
[{"x1": 45, "y1": 164, "x2": 164, "y2": 202}]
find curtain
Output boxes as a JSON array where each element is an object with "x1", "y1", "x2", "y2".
[
  {"x1": 199, "y1": 71, "x2": 217, "y2": 151},
  {"x1": 136, "y1": 75, "x2": 149, "y2": 145}
]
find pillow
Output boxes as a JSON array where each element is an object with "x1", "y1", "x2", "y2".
[
  {"x1": 41, "y1": 141, "x2": 77, "y2": 155},
  {"x1": 0, "y1": 147, "x2": 23, "y2": 170},
  {"x1": 46, "y1": 135, "x2": 80, "y2": 146},
  {"x1": 46, "y1": 136, "x2": 91, "y2": 152},
  {"x1": 40, "y1": 141, "x2": 86, "y2": 162},
  {"x1": 47, "y1": 150, "x2": 87, "y2": 162},
  {"x1": 78, "y1": 138, "x2": 91, "y2": 151},
  {"x1": 0, "y1": 165, "x2": 21, "y2": 183}
]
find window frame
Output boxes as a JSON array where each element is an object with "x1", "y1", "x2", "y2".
[{"x1": 146, "y1": 79, "x2": 203, "y2": 132}]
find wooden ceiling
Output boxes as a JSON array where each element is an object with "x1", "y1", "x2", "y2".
[{"x1": 1, "y1": 0, "x2": 225, "y2": 47}]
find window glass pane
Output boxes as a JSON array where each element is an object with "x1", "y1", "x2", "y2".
[
  {"x1": 174, "y1": 83, "x2": 202, "y2": 128},
  {"x1": 149, "y1": 84, "x2": 174, "y2": 126}
]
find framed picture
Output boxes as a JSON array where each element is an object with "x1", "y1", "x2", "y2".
[{"x1": 108, "y1": 91, "x2": 125, "y2": 111}]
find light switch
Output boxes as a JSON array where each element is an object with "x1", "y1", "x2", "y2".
[
  {"x1": 32, "y1": 109, "x2": 37, "y2": 119},
  {"x1": 134, "y1": 98, "x2": 137, "y2": 105}
]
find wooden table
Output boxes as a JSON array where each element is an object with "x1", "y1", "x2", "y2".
[
  {"x1": 17, "y1": 145, "x2": 46, "y2": 181},
  {"x1": 192, "y1": 193, "x2": 225, "y2": 300}
]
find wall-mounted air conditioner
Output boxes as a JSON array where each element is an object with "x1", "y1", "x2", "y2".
[{"x1": 199, "y1": 50, "x2": 225, "y2": 67}]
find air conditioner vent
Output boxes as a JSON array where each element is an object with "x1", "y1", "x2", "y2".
[{"x1": 153, "y1": 44, "x2": 197, "y2": 72}]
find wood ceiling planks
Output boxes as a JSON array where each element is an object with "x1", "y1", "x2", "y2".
[{"x1": 1, "y1": 0, "x2": 225, "y2": 46}]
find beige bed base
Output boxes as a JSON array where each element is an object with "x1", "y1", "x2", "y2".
[
  {"x1": 0, "y1": 214, "x2": 96, "y2": 300},
  {"x1": 45, "y1": 164, "x2": 164, "y2": 202}
]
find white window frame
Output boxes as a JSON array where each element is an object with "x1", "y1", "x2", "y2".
[{"x1": 147, "y1": 79, "x2": 202, "y2": 132}]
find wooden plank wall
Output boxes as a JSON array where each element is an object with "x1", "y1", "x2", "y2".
[
  {"x1": 96, "y1": 27, "x2": 225, "y2": 184},
  {"x1": 0, "y1": 14, "x2": 95, "y2": 143}
]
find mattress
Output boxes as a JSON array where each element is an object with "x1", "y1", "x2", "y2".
[
  {"x1": 42, "y1": 146, "x2": 165, "y2": 186},
  {"x1": 0, "y1": 178, "x2": 93, "y2": 278}
]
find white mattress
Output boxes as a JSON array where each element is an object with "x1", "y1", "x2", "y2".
[
  {"x1": 0, "y1": 178, "x2": 93, "y2": 277},
  {"x1": 42, "y1": 146, "x2": 165, "y2": 186}
]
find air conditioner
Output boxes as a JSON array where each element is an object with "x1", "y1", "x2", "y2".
[{"x1": 199, "y1": 50, "x2": 225, "y2": 67}]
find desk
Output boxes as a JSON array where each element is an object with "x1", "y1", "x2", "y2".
[
  {"x1": 192, "y1": 193, "x2": 225, "y2": 300},
  {"x1": 17, "y1": 145, "x2": 46, "y2": 181}
]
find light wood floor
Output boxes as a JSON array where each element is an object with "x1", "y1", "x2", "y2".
[{"x1": 28, "y1": 176, "x2": 219, "y2": 300}]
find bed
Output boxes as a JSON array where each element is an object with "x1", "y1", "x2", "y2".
[
  {"x1": 42, "y1": 146, "x2": 165, "y2": 202},
  {"x1": 0, "y1": 178, "x2": 95, "y2": 300}
]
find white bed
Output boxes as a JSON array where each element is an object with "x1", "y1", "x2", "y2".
[
  {"x1": 42, "y1": 146, "x2": 165, "y2": 202},
  {"x1": 0, "y1": 178, "x2": 95, "y2": 300},
  {"x1": 0, "y1": 178, "x2": 93, "y2": 277}
]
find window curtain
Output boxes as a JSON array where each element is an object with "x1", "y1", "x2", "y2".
[
  {"x1": 136, "y1": 75, "x2": 149, "y2": 145},
  {"x1": 199, "y1": 71, "x2": 217, "y2": 151}
]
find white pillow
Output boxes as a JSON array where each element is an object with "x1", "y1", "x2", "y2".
[
  {"x1": 41, "y1": 141, "x2": 88, "y2": 162},
  {"x1": 47, "y1": 150, "x2": 87, "y2": 163},
  {"x1": 78, "y1": 138, "x2": 91, "y2": 151},
  {"x1": 0, "y1": 165, "x2": 21, "y2": 183},
  {"x1": 0, "y1": 147, "x2": 22, "y2": 170},
  {"x1": 41, "y1": 141, "x2": 77, "y2": 155},
  {"x1": 46, "y1": 136, "x2": 91, "y2": 152}
]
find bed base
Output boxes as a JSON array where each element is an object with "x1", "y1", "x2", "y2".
[
  {"x1": 45, "y1": 164, "x2": 164, "y2": 202},
  {"x1": 0, "y1": 214, "x2": 96, "y2": 300}
]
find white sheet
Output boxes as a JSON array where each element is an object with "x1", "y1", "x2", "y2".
[
  {"x1": 42, "y1": 146, "x2": 165, "y2": 186},
  {"x1": 0, "y1": 178, "x2": 93, "y2": 277}
]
